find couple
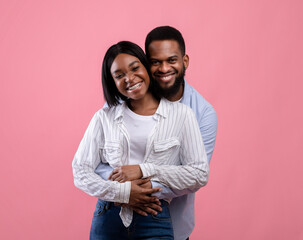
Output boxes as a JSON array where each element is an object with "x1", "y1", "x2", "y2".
[{"x1": 72, "y1": 26, "x2": 217, "y2": 240}]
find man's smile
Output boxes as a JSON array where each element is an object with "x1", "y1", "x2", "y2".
[{"x1": 154, "y1": 73, "x2": 176, "y2": 82}]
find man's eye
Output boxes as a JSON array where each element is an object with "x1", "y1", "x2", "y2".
[
  {"x1": 169, "y1": 59, "x2": 177, "y2": 63},
  {"x1": 151, "y1": 60, "x2": 160, "y2": 65}
]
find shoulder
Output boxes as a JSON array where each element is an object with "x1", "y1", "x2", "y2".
[
  {"x1": 183, "y1": 82, "x2": 217, "y2": 122},
  {"x1": 161, "y1": 98, "x2": 195, "y2": 120},
  {"x1": 92, "y1": 104, "x2": 121, "y2": 122}
]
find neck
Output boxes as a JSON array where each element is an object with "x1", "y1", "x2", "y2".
[
  {"x1": 166, "y1": 84, "x2": 184, "y2": 102},
  {"x1": 128, "y1": 92, "x2": 160, "y2": 115}
]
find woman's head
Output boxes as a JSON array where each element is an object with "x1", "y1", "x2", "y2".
[{"x1": 102, "y1": 41, "x2": 158, "y2": 107}]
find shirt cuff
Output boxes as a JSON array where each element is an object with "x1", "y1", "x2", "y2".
[
  {"x1": 139, "y1": 163, "x2": 156, "y2": 178},
  {"x1": 115, "y1": 181, "x2": 131, "y2": 204}
]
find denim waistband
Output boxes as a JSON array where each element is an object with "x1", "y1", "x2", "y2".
[{"x1": 100, "y1": 199, "x2": 169, "y2": 208}]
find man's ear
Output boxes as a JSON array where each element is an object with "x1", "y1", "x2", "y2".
[{"x1": 183, "y1": 54, "x2": 189, "y2": 69}]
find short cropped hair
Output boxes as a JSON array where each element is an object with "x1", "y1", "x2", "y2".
[
  {"x1": 102, "y1": 41, "x2": 159, "y2": 107},
  {"x1": 145, "y1": 26, "x2": 186, "y2": 57}
]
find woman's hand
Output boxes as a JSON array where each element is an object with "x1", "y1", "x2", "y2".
[{"x1": 108, "y1": 165, "x2": 143, "y2": 182}]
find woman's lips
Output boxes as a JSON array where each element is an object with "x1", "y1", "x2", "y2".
[{"x1": 127, "y1": 81, "x2": 143, "y2": 91}]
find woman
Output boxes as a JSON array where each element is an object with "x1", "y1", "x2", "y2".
[{"x1": 72, "y1": 41, "x2": 209, "y2": 240}]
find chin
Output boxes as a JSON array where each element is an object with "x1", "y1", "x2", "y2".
[{"x1": 160, "y1": 81, "x2": 174, "y2": 88}]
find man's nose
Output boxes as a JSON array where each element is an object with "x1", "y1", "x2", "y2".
[{"x1": 158, "y1": 62, "x2": 170, "y2": 73}]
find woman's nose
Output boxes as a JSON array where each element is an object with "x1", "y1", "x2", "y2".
[{"x1": 125, "y1": 72, "x2": 135, "y2": 82}]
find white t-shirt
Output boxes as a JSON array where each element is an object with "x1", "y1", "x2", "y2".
[{"x1": 123, "y1": 107, "x2": 157, "y2": 165}]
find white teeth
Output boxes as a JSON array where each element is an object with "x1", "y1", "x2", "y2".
[
  {"x1": 128, "y1": 82, "x2": 142, "y2": 90},
  {"x1": 159, "y1": 75, "x2": 173, "y2": 80}
]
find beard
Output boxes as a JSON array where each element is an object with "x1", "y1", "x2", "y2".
[{"x1": 153, "y1": 66, "x2": 186, "y2": 99}]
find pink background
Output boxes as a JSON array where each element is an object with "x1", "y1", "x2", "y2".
[{"x1": 1, "y1": 0, "x2": 303, "y2": 239}]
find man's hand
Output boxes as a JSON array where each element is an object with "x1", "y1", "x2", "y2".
[
  {"x1": 132, "y1": 202, "x2": 162, "y2": 216},
  {"x1": 130, "y1": 179, "x2": 162, "y2": 216},
  {"x1": 109, "y1": 165, "x2": 143, "y2": 182},
  {"x1": 129, "y1": 178, "x2": 161, "y2": 206}
]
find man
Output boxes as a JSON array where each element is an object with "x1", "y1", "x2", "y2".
[{"x1": 97, "y1": 26, "x2": 217, "y2": 240}]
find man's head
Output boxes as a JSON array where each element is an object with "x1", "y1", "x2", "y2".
[{"x1": 145, "y1": 26, "x2": 189, "y2": 100}]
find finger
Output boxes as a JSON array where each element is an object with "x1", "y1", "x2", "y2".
[
  {"x1": 110, "y1": 172, "x2": 122, "y2": 181},
  {"x1": 143, "y1": 187, "x2": 162, "y2": 195},
  {"x1": 108, "y1": 168, "x2": 119, "y2": 180},
  {"x1": 139, "y1": 206, "x2": 158, "y2": 215},
  {"x1": 134, "y1": 178, "x2": 151, "y2": 185},
  {"x1": 132, "y1": 207, "x2": 148, "y2": 216},
  {"x1": 141, "y1": 195, "x2": 160, "y2": 204},
  {"x1": 118, "y1": 177, "x2": 127, "y2": 183},
  {"x1": 143, "y1": 203, "x2": 162, "y2": 212}
]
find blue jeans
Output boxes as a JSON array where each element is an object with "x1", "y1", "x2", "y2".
[{"x1": 90, "y1": 199, "x2": 174, "y2": 240}]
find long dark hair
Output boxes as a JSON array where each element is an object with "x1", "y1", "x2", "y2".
[{"x1": 102, "y1": 41, "x2": 160, "y2": 107}]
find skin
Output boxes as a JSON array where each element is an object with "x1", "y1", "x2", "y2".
[
  {"x1": 110, "y1": 42, "x2": 190, "y2": 215},
  {"x1": 111, "y1": 53, "x2": 159, "y2": 115},
  {"x1": 110, "y1": 53, "x2": 161, "y2": 207},
  {"x1": 148, "y1": 40, "x2": 189, "y2": 101}
]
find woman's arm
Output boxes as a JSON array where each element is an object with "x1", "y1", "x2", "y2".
[
  {"x1": 72, "y1": 111, "x2": 161, "y2": 204},
  {"x1": 139, "y1": 107, "x2": 209, "y2": 190},
  {"x1": 72, "y1": 112, "x2": 131, "y2": 203}
]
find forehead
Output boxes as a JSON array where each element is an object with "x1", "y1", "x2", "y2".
[
  {"x1": 110, "y1": 53, "x2": 140, "y2": 73},
  {"x1": 148, "y1": 40, "x2": 182, "y2": 59}
]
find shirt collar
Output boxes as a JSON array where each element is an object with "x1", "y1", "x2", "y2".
[
  {"x1": 113, "y1": 98, "x2": 168, "y2": 122},
  {"x1": 180, "y1": 79, "x2": 192, "y2": 105}
]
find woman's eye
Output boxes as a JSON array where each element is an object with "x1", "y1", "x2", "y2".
[
  {"x1": 115, "y1": 74, "x2": 123, "y2": 79},
  {"x1": 132, "y1": 66, "x2": 139, "y2": 72}
]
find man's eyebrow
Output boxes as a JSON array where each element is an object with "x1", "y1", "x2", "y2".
[
  {"x1": 168, "y1": 55, "x2": 178, "y2": 59},
  {"x1": 149, "y1": 55, "x2": 179, "y2": 60}
]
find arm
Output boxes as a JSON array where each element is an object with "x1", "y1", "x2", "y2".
[
  {"x1": 140, "y1": 108, "x2": 209, "y2": 190},
  {"x1": 107, "y1": 107, "x2": 218, "y2": 199},
  {"x1": 72, "y1": 112, "x2": 160, "y2": 204},
  {"x1": 153, "y1": 102, "x2": 218, "y2": 198},
  {"x1": 72, "y1": 112, "x2": 131, "y2": 203},
  {"x1": 199, "y1": 105, "x2": 218, "y2": 163}
]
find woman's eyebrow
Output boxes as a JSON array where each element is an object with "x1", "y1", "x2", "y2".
[
  {"x1": 112, "y1": 61, "x2": 139, "y2": 74},
  {"x1": 129, "y1": 60, "x2": 139, "y2": 67}
]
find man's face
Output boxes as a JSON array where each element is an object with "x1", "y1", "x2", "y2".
[{"x1": 147, "y1": 40, "x2": 189, "y2": 97}]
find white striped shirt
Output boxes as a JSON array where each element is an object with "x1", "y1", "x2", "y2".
[{"x1": 72, "y1": 98, "x2": 209, "y2": 226}]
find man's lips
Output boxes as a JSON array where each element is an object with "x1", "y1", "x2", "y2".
[
  {"x1": 155, "y1": 73, "x2": 175, "y2": 82},
  {"x1": 126, "y1": 81, "x2": 143, "y2": 91}
]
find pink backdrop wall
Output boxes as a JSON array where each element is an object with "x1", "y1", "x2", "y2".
[{"x1": 1, "y1": 0, "x2": 302, "y2": 239}]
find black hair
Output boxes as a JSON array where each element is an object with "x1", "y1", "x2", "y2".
[
  {"x1": 102, "y1": 41, "x2": 159, "y2": 107},
  {"x1": 145, "y1": 26, "x2": 186, "y2": 58}
]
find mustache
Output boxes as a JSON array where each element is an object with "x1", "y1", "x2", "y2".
[{"x1": 154, "y1": 70, "x2": 177, "y2": 75}]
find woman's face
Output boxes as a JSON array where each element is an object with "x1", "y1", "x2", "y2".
[{"x1": 110, "y1": 53, "x2": 150, "y2": 101}]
